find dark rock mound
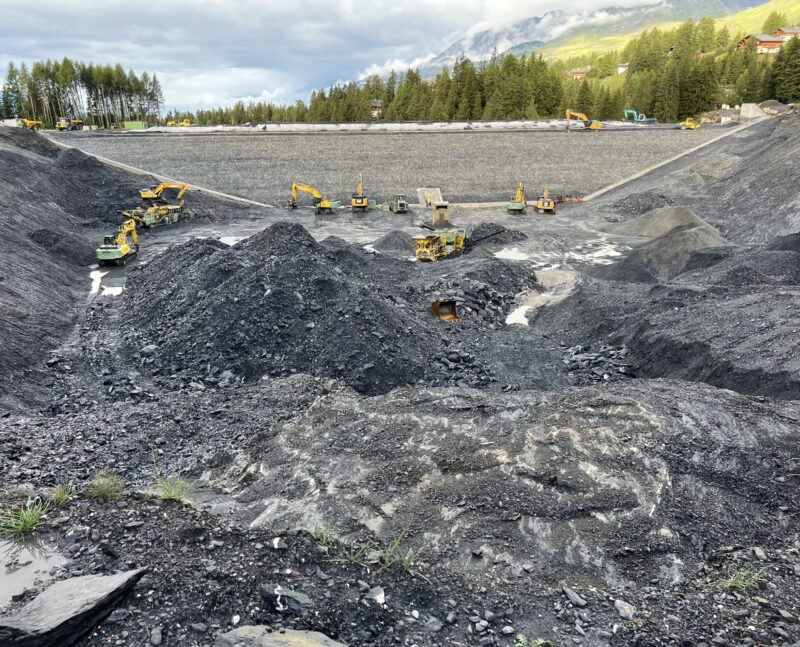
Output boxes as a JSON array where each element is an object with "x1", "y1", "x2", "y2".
[
  {"x1": 28, "y1": 228, "x2": 96, "y2": 266},
  {"x1": 372, "y1": 230, "x2": 415, "y2": 254},
  {"x1": 471, "y1": 222, "x2": 527, "y2": 246},
  {"x1": 612, "y1": 191, "x2": 673, "y2": 216},
  {"x1": 0, "y1": 126, "x2": 60, "y2": 158},
  {"x1": 766, "y1": 232, "x2": 800, "y2": 253}
]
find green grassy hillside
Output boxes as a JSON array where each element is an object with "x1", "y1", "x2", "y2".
[{"x1": 534, "y1": 0, "x2": 800, "y2": 60}]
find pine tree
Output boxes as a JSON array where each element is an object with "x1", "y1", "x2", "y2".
[
  {"x1": 655, "y1": 62, "x2": 680, "y2": 121},
  {"x1": 697, "y1": 17, "x2": 716, "y2": 52},
  {"x1": 575, "y1": 79, "x2": 593, "y2": 114},
  {"x1": 762, "y1": 11, "x2": 788, "y2": 35}
]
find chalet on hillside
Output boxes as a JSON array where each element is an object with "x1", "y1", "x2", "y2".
[
  {"x1": 774, "y1": 26, "x2": 800, "y2": 41},
  {"x1": 738, "y1": 33, "x2": 784, "y2": 53},
  {"x1": 570, "y1": 67, "x2": 589, "y2": 80},
  {"x1": 617, "y1": 63, "x2": 629, "y2": 75}
]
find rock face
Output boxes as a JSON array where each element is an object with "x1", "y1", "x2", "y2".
[
  {"x1": 0, "y1": 568, "x2": 146, "y2": 646},
  {"x1": 214, "y1": 626, "x2": 347, "y2": 647}
]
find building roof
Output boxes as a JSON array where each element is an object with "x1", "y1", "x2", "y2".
[
  {"x1": 753, "y1": 33, "x2": 783, "y2": 41},
  {"x1": 776, "y1": 26, "x2": 800, "y2": 33}
]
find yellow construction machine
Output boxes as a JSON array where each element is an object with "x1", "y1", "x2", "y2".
[
  {"x1": 413, "y1": 228, "x2": 469, "y2": 262},
  {"x1": 506, "y1": 182, "x2": 526, "y2": 214},
  {"x1": 18, "y1": 119, "x2": 43, "y2": 130},
  {"x1": 166, "y1": 118, "x2": 192, "y2": 127},
  {"x1": 95, "y1": 219, "x2": 139, "y2": 266},
  {"x1": 56, "y1": 117, "x2": 84, "y2": 131},
  {"x1": 140, "y1": 181, "x2": 189, "y2": 205},
  {"x1": 565, "y1": 109, "x2": 602, "y2": 132},
  {"x1": 351, "y1": 174, "x2": 369, "y2": 212},
  {"x1": 535, "y1": 187, "x2": 556, "y2": 214},
  {"x1": 287, "y1": 182, "x2": 340, "y2": 214},
  {"x1": 677, "y1": 117, "x2": 700, "y2": 130}
]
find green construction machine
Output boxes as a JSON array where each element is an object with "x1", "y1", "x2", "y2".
[
  {"x1": 96, "y1": 219, "x2": 139, "y2": 266},
  {"x1": 506, "y1": 182, "x2": 527, "y2": 214}
]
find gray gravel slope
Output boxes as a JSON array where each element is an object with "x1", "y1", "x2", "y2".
[{"x1": 51, "y1": 128, "x2": 722, "y2": 205}]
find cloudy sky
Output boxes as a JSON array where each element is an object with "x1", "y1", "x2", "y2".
[{"x1": 2, "y1": 0, "x2": 646, "y2": 110}]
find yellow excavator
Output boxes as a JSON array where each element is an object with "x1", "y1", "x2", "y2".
[
  {"x1": 506, "y1": 182, "x2": 527, "y2": 214},
  {"x1": 287, "y1": 182, "x2": 340, "y2": 214},
  {"x1": 18, "y1": 119, "x2": 44, "y2": 130},
  {"x1": 351, "y1": 174, "x2": 369, "y2": 212},
  {"x1": 565, "y1": 109, "x2": 602, "y2": 132},
  {"x1": 535, "y1": 186, "x2": 556, "y2": 214},
  {"x1": 95, "y1": 219, "x2": 139, "y2": 266},
  {"x1": 140, "y1": 181, "x2": 189, "y2": 205}
]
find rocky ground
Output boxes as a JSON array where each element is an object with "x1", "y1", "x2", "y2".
[
  {"x1": 48, "y1": 127, "x2": 724, "y2": 205},
  {"x1": 2, "y1": 115, "x2": 799, "y2": 646}
]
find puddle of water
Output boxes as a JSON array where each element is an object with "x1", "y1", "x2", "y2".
[
  {"x1": 565, "y1": 241, "x2": 626, "y2": 266},
  {"x1": 505, "y1": 269, "x2": 577, "y2": 326},
  {"x1": 0, "y1": 539, "x2": 67, "y2": 608},
  {"x1": 494, "y1": 246, "x2": 531, "y2": 261},
  {"x1": 88, "y1": 269, "x2": 127, "y2": 297}
]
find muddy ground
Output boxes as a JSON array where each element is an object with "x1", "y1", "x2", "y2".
[{"x1": 1, "y1": 116, "x2": 799, "y2": 647}]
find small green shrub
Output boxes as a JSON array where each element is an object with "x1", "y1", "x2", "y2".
[
  {"x1": 86, "y1": 474, "x2": 123, "y2": 501},
  {"x1": 0, "y1": 498, "x2": 48, "y2": 537},
  {"x1": 49, "y1": 484, "x2": 72, "y2": 507},
  {"x1": 723, "y1": 569, "x2": 766, "y2": 590},
  {"x1": 155, "y1": 475, "x2": 193, "y2": 502},
  {"x1": 514, "y1": 636, "x2": 553, "y2": 647}
]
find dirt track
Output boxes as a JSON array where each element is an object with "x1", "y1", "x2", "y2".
[{"x1": 50, "y1": 128, "x2": 723, "y2": 205}]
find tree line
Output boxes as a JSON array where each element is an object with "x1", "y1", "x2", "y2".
[
  {"x1": 0, "y1": 58, "x2": 164, "y2": 127},
  {"x1": 3, "y1": 12, "x2": 798, "y2": 127},
  {"x1": 168, "y1": 15, "x2": 798, "y2": 126}
]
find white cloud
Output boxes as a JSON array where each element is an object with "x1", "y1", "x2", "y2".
[
  {"x1": 1, "y1": 0, "x2": 659, "y2": 110},
  {"x1": 357, "y1": 54, "x2": 438, "y2": 80}
]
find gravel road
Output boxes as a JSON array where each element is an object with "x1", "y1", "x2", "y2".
[{"x1": 51, "y1": 128, "x2": 723, "y2": 205}]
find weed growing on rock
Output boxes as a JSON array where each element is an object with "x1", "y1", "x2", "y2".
[
  {"x1": 155, "y1": 475, "x2": 193, "y2": 502},
  {"x1": 514, "y1": 636, "x2": 553, "y2": 647},
  {"x1": 86, "y1": 474, "x2": 123, "y2": 501},
  {"x1": 723, "y1": 569, "x2": 766, "y2": 590},
  {"x1": 49, "y1": 484, "x2": 72, "y2": 506},
  {"x1": 309, "y1": 526, "x2": 334, "y2": 548},
  {"x1": 0, "y1": 498, "x2": 48, "y2": 537}
]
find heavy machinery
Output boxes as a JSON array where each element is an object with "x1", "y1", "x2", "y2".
[
  {"x1": 677, "y1": 117, "x2": 700, "y2": 130},
  {"x1": 96, "y1": 219, "x2": 139, "y2": 266},
  {"x1": 56, "y1": 117, "x2": 84, "y2": 131},
  {"x1": 287, "y1": 182, "x2": 340, "y2": 214},
  {"x1": 506, "y1": 182, "x2": 526, "y2": 214},
  {"x1": 140, "y1": 181, "x2": 189, "y2": 205},
  {"x1": 623, "y1": 109, "x2": 657, "y2": 124},
  {"x1": 565, "y1": 110, "x2": 602, "y2": 131},
  {"x1": 413, "y1": 228, "x2": 469, "y2": 262},
  {"x1": 18, "y1": 119, "x2": 43, "y2": 130},
  {"x1": 390, "y1": 194, "x2": 408, "y2": 214},
  {"x1": 431, "y1": 300, "x2": 459, "y2": 321},
  {"x1": 351, "y1": 174, "x2": 369, "y2": 212},
  {"x1": 535, "y1": 187, "x2": 556, "y2": 214},
  {"x1": 125, "y1": 205, "x2": 183, "y2": 228},
  {"x1": 166, "y1": 118, "x2": 192, "y2": 127}
]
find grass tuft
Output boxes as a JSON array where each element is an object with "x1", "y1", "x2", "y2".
[
  {"x1": 155, "y1": 475, "x2": 193, "y2": 502},
  {"x1": 309, "y1": 526, "x2": 334, "y2": 547},
  {"x1": 0, "y1": 498, "x2": 48, "y2": 537},
  {"x1": 514, "y1": 636, "x2": 553, "y2": 647},
  {"x1": 723, "y1": 568, "x2": 766, "y2": 590},
  {"x1": 49, "y1": 484, "x2": 72, "y2": 507},
  {"x1": 86, "y1": 474, "x2": 123, "y2": 501}
]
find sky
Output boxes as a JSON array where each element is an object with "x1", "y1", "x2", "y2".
[{"x1": 0, "y1": 0, "x2": 650, "y2": 111}]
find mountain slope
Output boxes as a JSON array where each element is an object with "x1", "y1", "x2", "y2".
[
  {"x1": 421, "y1": 0, "x2": 773, "y2": 75},
  {"x1": 534, "y1": 0, "x2": 800, "y2": 60}
]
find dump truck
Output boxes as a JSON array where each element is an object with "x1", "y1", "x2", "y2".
[
  {"x1": 56, "y1": 117, "x2": 84, "y2": 131},
  {"x1": 506, "y1": 182, "x2": 526, "y2": 214},
  {"x1": 96, "y1": 219, "x2": 139, "y2": 266}
]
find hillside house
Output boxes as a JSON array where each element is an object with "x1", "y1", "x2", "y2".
[
  {"x1": 738, "y1": 33, "x2": 783, "y2": 53},
  {"x1": 774, "y1": 26, "x2": 800, "y2": 41},
  {"x1": 617, "y1": 63, "x2": 629, "y2": 75},
  {"x1": 570, "y1": 67, "x2": 589, "y2": 80}
]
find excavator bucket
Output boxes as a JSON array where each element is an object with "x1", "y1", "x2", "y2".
[{"x1": 431, "y1": 299, "x2": 459, "y2": 322}]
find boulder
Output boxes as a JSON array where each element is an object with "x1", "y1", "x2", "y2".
[
  {"x1": 214, "y1": 626, "x2": 347, "y2": 647},
  {"x1": 0, "y1": 568, "x2": 146, "y2": 646}
]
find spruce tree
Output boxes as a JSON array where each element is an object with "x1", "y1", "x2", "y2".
[{"x1": 762, "y1": 11, "x2": 788, "y2": 35}]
